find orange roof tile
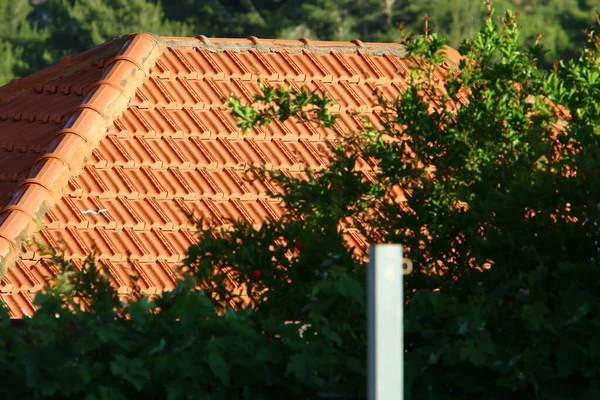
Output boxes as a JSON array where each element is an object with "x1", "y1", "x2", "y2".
[{"x1": 0, "y1": 34, "x2": 458, "y2": 318}]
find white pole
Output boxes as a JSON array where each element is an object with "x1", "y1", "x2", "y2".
[{"x1": 368, "y1": 244, "x2": 403, "y2": 400}]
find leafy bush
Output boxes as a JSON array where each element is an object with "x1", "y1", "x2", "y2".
[{"x1": 2, "y1": 8, "x2": 600, "y2": 399}]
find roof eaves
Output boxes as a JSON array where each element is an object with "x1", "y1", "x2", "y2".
[{"x1": 0, "y1": 33, "x2": 166, "y2": 276}]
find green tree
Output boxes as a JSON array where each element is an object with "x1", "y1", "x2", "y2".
[
  {"x1": 1, "y1": 0, "x2": 597, "y2": 84},
  {"x1": 35, "y1": 0, "x2": 192, "y2": 60},
  {"x1": 205, "y1": 8, "x2": 600, "y2": 397},
  {"x1": 0, "y1": 0, "x2": 49, "y2": 83},
  {"x1": 157, "y1": 0, "x2": 293, "y2": 38},
  {"x1": 276, "y1": 0, "x2": 397, "y2": 41},
  {"x1": 399, "y1": 0, "x2": 598, "y2": 66}
]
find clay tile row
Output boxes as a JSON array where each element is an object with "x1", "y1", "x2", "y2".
[
  {"x1": 0, "y1": 91, "x2": 82, "y2": 124},
  {"x1": 152, "y1": 46, "x2": 407, "y2": 85},
  {"x1": 115, "y1": 105, "x2": 357, "y2": 142},
  {"x1": 0, "y1": 258, "x2": 186, "y2": 316},
  {"x1": 1, "y1": 292, "x2": 36, "y2": 318},
  {"x1": 35, "y1": 225, "x2": 196, "y2": 263},
  {"x1": 0, "y1": 259, "x2": 56, "y2": 293},
  {"x1": 115, "y1": 108, "x2": 237, "y2": 139},
  {"x1": 33, "y1": 67, "x2": 103, "y2": 96},
  {"x1": 44, "y1": 195, "x2": 284, "y2": 232},
  {"x1": 90, "y1": 134, "x2": 332, "y2": 171},
  {"x1": 68, "y1": 165, "x2": 290, "y2": 201},
  {"x1": 43, "y1": 196, "x2": 188, "y2": 231},
  {"x1": 0, "y1": 152, "x2": 40, "y2": 185},
  {"x1": 0, "y1": 119, "x2": 63, "y2": 152},
  {"x1": 124, "y1": 260, "x2": 182, "y2": 295},
  {"x1": 131, "y1": 77, "x2": 260, "y2": 110},
  {"x1": 131, "y1": 75, "x2": 390, "y2": 115}
]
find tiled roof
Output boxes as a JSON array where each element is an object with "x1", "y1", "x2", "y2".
[{"x1": 0, "y1": 33, "x2": 459, "y2": 318}]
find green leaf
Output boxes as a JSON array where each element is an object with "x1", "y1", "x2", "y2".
[{"x1": 204, "y1": 352, "x2": 230, "y2": 385}]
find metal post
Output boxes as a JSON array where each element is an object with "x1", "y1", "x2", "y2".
[{"x1": 368, "y1": 244, "x2": 403, "y2": 400}]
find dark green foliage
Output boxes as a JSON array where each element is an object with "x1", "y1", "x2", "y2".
[
  {"x1": 0, "y1": 0, "x2": 50, "y2": 83},
  {"x1": 1, "y1": 254, "x2": 362, "y2": 399},
  {"x1": 30, "y1": 0, "x2": 192, "y2": 62},
  {"x1": 399, "y1": 0, "x2": 597, "y2": 65},
  {"x1": 2, "y1": 6, "x2": 600, "y2": 400},
  {"x1": 192, "y1": 9, "x2": 600, "y2": 398}
]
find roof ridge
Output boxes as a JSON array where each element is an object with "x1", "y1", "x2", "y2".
[
  {"x1": 0, "y1": 33, "x2": 167, "y2": 275},
  {"x1": 163, "y1": 36, "x2": 409, "y2": 58}
]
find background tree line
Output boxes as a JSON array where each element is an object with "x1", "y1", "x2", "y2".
[{"x1": 0, "y1": 0, "x2": 597, "y2": 85}]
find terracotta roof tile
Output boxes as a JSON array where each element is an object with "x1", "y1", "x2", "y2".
[{"x1": 0, "y1": 34, "x2": 458, "y2": 317}]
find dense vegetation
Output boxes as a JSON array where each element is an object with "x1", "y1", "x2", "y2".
[
  {"x1": 0, "y1": 0, "x2": 598, "y2": 84},
  {"x1": 1, "y1": 5, "x2": 600, "y2": 398}
]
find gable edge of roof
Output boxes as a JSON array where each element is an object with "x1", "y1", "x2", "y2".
[{"x1": 0, "y1": 33, "x2": 166, "y2": 277}]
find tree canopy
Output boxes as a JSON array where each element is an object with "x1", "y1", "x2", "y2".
[
  {"x1": 0, "y1": 0, "x2": 598, "y2": 84},
  {"x1": 1, "y1": 6, "x2": 600, "y2": 399}
]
